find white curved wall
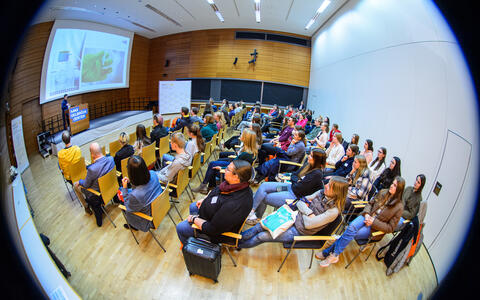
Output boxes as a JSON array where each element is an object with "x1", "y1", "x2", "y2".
[{"x1": 307, "y1": 0, "x2": 478, "y2": 282}]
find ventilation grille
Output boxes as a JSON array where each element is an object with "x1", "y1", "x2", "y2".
[{"x1": 235, "y1": 31, "x2": 310, "y2": 47}]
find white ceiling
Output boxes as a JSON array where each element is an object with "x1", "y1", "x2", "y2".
[{"x1": 32, "y1": 0, "x2": 348, "y2": 39}]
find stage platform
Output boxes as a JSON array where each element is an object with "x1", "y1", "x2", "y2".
[{"x1": 51, "y1": 110, "x2": 153, "y2": 155}]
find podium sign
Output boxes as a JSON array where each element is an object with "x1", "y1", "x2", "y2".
[{"x1": 69, "y1": 103, "x2": 90, "y2": 135}]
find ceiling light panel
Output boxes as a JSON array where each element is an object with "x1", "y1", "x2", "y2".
[
  {"x1": 254, "y1": 0, "x2": 261, "y2": 23},
  {"x1": 305, "y1": 0, "x2": 331, "y2": 30},
  {"x1": 206, "y1": 0, "x2": 225, "y2": 23}
]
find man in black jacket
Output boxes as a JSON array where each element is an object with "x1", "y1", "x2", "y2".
[
  {"x1": 324, "y1": 144, "x2": 359, "y2": 183},
  {"x1": 150, "y1": 114, "x2": 169, "y2": 158},
  {"x1": 172, "y1": 107, "x2": 192, "y2": 132}
]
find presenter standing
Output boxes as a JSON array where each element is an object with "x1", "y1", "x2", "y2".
[{"x1": 61, "y1": 94, "x2": 70, "y2": 131}]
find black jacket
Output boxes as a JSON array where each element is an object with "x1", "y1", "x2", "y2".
[
  {"x1": 114, "y1": 144, "x2": 134, "y2": 172},
  {"x1": 150, "y1": 125, "x2": 169, "y2": 147},
  {"x1": 173, "y1": 115, "x2": 192, "y2": 132},
  {"x1": 290, "y1": 166, "x2": 324, "y2": 198},
  {"x1": 332, "y1": 156, "x2": 354, "y2": 177},
  {"x1": 198, "y1": 185, "x2": 253, "y2": 244}
]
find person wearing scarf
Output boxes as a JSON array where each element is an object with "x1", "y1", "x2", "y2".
[{"x1": 176, "y1": 160, "x2": 253, "y2": 246}]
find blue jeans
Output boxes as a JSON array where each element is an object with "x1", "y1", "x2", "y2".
[
  {"x1": 253, "y1": 182, "x2": 296, "y2": 219},
  {"x1": 238, "y1": 223, "x2": 300, "y2": 248},
  {"x1": 162, "y1": 153, "x2": 175, "y2": 168},
  {"x1": 202, "y1": 160, "x2": 230, "y2": 186},
  {"x1": 322, "y1": 215, "x2": 371, "y2": 257},
  {"x1": 176, "y1": 202, "x2": 199, "y2": 245}
]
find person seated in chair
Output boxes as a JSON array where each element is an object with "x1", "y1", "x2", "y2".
[
  {"x1": 325, "y1": 132, "x2": 345, "y2": 168},
  {"x1": 114, "y1": 132, "x2": 134, "y2": 174},
  {"x1": 344, "y1": 155, "x2": 373, "y2": 211},
  {"x1": 176, "y1": 160, "x2": 254, "y2": 247},
  {"x1": 58, "y1": 130, "x2": 81, "y2": 185},
  {"x1": 200, "y1": 114, "x2": 218, "y2": 142},
  {"x1": 191, "y1": 129, "x2": 257, "y2": 194},
  {"x1": 255, "y1": 129, "x2": 306, "y2": 182},
  {"x1": 150, "y1": 114, "x2": 169, "y2": 149},
  {"x1": 246, "y1": 148, "x2": 326, "y2": 225},
  {"x1": 155, "y1": 133, "x2": 191, "y2": 184},
  {"x1": 323, "y1": 144, "x2": 359, "y2": 182},
  {"x1": 189, "y1": 107, "x2": 204, "y2": 125},
  {"x1": 239, "y1": 176, "x2": 348, "y2": 248},
  {"x1": 121, "y1": 155, "x2": 163, "y2": 231},
  {"x1": 171, "y1": 107, "x2": 192, "y2": 132},
  {"x1": 133, "y1": 124, "x2": 151, "y2": 155},
  {"x1": 317, "y1": 176, "x2": 405, "y2": 267},
  {"x1": 258, "y1": 117, "x2": 296, "y2": 164},
  {"x1": 73, "y1": 143, "x2": 115, "y2": 226},
  {"x1": 397, "y1": 174, "x2": 426, "y2": 229}
]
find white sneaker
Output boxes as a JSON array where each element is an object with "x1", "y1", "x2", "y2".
[
  {"x1": 319, "y1": 253, "x2": 339, "y2": 267},
  {"x1": 247, "y1": 211, "x2": 257, "y2": 220}
]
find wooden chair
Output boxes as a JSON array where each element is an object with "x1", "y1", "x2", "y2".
[
  {"x1": 159, "y1": 167, "x2": 191, "y2": 218},
  {"x1": 108, "y1": 140, "x2": 122, "y2": 158},
  {"x1": 146, "y1": 126, "x2": 151, "y2": 137},
  {"x1": 188, "y1": 152, "x2": 202, "y2": 181},
  {"x1": 141, "y1": 143, "x2": 156, "y2": 169},
  {"x1": 277, "y1": 153, "x2": 308, "y2": 175},
  {"x1": 344, "y1": 230, "x2": 386, "y2": 269},
  {"x1": 79, "y1": 168, "x2": 119, "y2": 228},
  {"x1": 129, "y1": 132, "x2": 136, "y2": 145},
  {"x1": 158, "y1": 135, "x2": 170, "y2": 158},
  {"x1": 119, "y1": 187, "x2": 176, "y2": 252},
  {"x1": 69, "y1": 157, "x2": 87, "y2": 184},
  {"x1": 278, "y1": 214, "x2": 343, "y2": 272},
  {"x1": 201, "y1": 140, "x2": 213, "y2": 169},
  {"x1": 58, "y1": 166, "x2": 78, "y2": 205},
  {"x1": 163, "y1": 119, "x2": 171, "y2": 128},
  {"x1": 192, "y1": 220, "x2": 245, "y2": 267}
]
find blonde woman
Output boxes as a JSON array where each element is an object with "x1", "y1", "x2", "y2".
[
  {"x1": 214, "y1": 111, "x2": 226, "y2": 130},
  {"x1": 192, "y1": 129, "x2": 257, "y2": 194},
  {"x1": 114, "y1": 132, "x2": 134, "y2": 173},
  {"x1": 345, "y1": 155, "x2": 373, "y2": 210}
]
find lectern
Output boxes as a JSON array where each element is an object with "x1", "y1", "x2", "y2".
[{"x1": 69, "y1": 104, "x2": 90, "y2": 135}]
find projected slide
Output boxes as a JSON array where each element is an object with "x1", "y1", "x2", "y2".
[{"x1": 40, "y1": 20, "x2": 133, "y2": 104}]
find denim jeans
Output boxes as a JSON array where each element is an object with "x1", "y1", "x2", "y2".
[
  {"x1": 238, "y1": 223, "x2": 300, "y2": 248},
  {"x1": 322, "y1": 215, "x2": 371, "y2": 257},
  {"x1": 253, "y1": 181, "x2": 296, "y2": 219},
  {"x1": 176, "y1": 202, "x2": 199, "y2": 245},
  {"x1": 202, "y1": 160, "x2": 230, "y2": 186},
  {"x1": 162, "y1": 153, "x2": 175, "y2": 168}
]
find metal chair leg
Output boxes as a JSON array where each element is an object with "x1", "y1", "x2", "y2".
[
  {"x1": 101, "y1": 206, "x2": 117, "y2": 228},
  {"x1": 309, "y1": 249, "x2": 314, "y2": 269},
  {"x1": 365, "y1": 244, "x2": 376, "y2": 261},
  {"x1": 345, "y1": 250, "x2": 362, "y2": 269},
  {"x1": 224, "y1": 246, "x2": 237, "y2": 267},
  {"x1": 149, "y1": 229, "x2": 166, "y2": 252},
  {"x1": 277, "y1": 248, "x2": 293, "y2": 272},
  {"x1": 121, "y1": 211, "x2": 139, "y2": 245},
  {"x1": 170, "y1": 197, "x2": 182, "y2": 219},
  {"x1": 167, "y1": 211, "x2": 176, "y2": 226}
]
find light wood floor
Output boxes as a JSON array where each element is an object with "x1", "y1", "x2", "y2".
[{"x1": 21, "y1": 122, "x2": 437, "y2": 299}]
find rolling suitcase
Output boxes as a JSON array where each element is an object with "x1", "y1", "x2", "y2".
[{"x1": 182, "y1": 237, "x2": 221, "y2": 282}]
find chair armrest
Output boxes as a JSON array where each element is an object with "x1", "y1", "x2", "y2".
[
  {"x1": 159, "y1": 180, "x2": 178, "y2": 189},
  {"x1": 350, "y1": 200, "x2": 368, "y2": 205},
  {"x1": 116, "y1": 171, "x2": 122, "y2": 177},
  {"x1": 79, "y1": 186, "x2": 101, "y2": 196},
  {"x1": 285, "y1": 199, "x2": 295, "y2": 204},
  {"x1": 106, "y1": 151, "x2": 110, "y2": 155},
  {"x1": 228, "y1": 155, "x2": 236, "y2": 159},
  {"x1": 234, "y1": 145, "x2": 241, "y2": 148},
  {"x1": 119, "y1": 205, "x2": 153, "y2": 221},
  {"x1": 372, "y1": 231, "x2": 384, "y2": 237},
  {"x1": 279, "y1": 160, "x2": 303, "y2": 167},
  {"x1": 353, "y1": 205, "x2": 366, "y2": 209},
  {"x1": 221, "y1": 232, "x2": 242, "y2": 239},
  {"x1": 156, "y1": 147, "x2": 159, "y2": 150},
  {"x1": 188, "y1": 166, "x2": 193, "y2": 170},
  {"x1": 294, "y1": 236, "x2": 337, "y2": 241},
  {"x1": 326, "y1": 164, "x2": 336, "y2": 169},
  {"x1": 192, "y1": 223, "x2": 200, "y2": 230},
  {"x1": 166, "y1": 161, "x2": 172, "y2": 165},
  {"x1": 85, "y1": 160, "x2": 91, "y2": 165}
]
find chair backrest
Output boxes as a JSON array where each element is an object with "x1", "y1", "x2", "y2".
[
  {"x1": 109, "y1": 140, "x2": 122, "y2": 158},
  {"x1": 129, "y1": 132, "x2": 136, "y2": 145},
  {"x1": 211, "y1": 132, "x2": 218, "y2": 147},
  {"x1": 146, "y1": 126, "x2": 151, "y2": 137},
  {"x1": 191, "y1": 152, "x2": 201, "y2": 178},
  {"x1": 69, "y1": 157, "x2": 87, "y2": 183},
  {"x1": 121, "y1": 157, "x2": 129, "y2": 179},
  {"x1": 163, "y1": 119, "x2": 171, "y2": 128},
  {"x1": 182, "y1": 126, "x2": 189, "y2": 140},
  {"x1": 158, "y1": 135, "x2": 170, "y2": 158},
  {"x1": 224, "y1": 217, "x2": 248, "y2": 247},
  {"x1": 175, "y1": 167, "x2": 189, "y2": 197},
  {"x1": 418, "y1": 201, "x2": 427, "y2": 224},
  {"x1": 141, "y1": 142, "x2": 156, "y2": 167},
  {"x1": 203, "y1": 140, "x2": 212, "y2": 162},
  {"x1": 98, "y1": 168, "x2": 119, "y2": 205},
  {"x1": 151, "y1": 188, "x2": 171, "y2": 229}
]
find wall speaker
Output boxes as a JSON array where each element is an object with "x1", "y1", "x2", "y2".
[{"x1": 233, "y1": 57, "x2": 238, "y2": 65}]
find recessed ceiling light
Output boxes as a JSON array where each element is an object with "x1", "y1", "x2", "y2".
[{"x1": 305, "y1": 0, "x2": 330, "y2": 30}]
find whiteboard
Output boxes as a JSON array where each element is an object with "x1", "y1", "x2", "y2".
[
  {"x1": 158, "y1": 81, "x2": 191, "y2": 115},
  {"x1": 11, "y1": 115, "x2": 30, "y2": 173}
]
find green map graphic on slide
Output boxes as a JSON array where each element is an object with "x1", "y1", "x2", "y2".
[{"x1": 81, "y1": 50, "x2": 113, "y2": 82}]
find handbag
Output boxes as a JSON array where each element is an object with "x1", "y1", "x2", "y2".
[{"x1": 260, "y1": 204, "x2": 298, "y2": 239}]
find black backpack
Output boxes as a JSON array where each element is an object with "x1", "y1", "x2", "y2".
[{"x1": 375, "y1": 217, "x2": 419, "y2": 269}]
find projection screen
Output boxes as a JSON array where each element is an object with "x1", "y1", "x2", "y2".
[{"x1": 40, "y1": 20, "x2": 134, "y2": 104}]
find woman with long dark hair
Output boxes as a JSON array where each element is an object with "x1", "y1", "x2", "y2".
[
  {"x1": 360, "y1": 139, "x2": 374, "y2": 165},
  {"x1": 317, "y1": 176, "x2": 405, "y2": 267},
  {"x1": 369, "y1": 147, "x2": 387, "y2": 181},
  {"x1": 373, "y1": 156, "x2": 401, "y2": 192},
  {"x1": 400, "y1": 174, "x2": 426, "y2": 222},
  {"x1": 133, "y1": 124, "x2": 151, "y2": 155},
  {"x1": 247, "y1": 148, "x2": 326, "y2": 224}
]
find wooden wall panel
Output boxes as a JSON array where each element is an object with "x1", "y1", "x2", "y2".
[{"x1": 147, "y1": 29, "x2": 311, "y2": 99}]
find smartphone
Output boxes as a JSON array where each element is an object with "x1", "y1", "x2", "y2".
[{"x1": 276, "y1": 185, "x2": 289, "y2": 192}]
